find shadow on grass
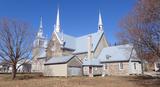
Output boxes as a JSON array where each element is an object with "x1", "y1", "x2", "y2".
[
  {"x1": 0, "y1": 73, "x2": 44, "y2": 80},
  {"x1": 127, "y1": 75, "x2": 160, "y2": 87}
]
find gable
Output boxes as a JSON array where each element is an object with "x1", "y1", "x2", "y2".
[
  {"x1": 73, "y1": 31, "x2": 104, "y2": 54},
  {"x1": 93, "y1": 34, "x2": 109, "y2": 58},
  {"x1": 46, "y1": 33, "x2": 63, "y2": 57},
  {"x1": 67, "y1": 56, "x2": 82, "y2": 67}
]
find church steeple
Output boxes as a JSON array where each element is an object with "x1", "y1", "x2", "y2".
[
  {"x1": 55, "y1": 8, "x2": 61, "y2": 33},
  {"x1": 33, "y1": 16, "x2": 48, "y2": 48},
  {"x1": 98, "y1": 11, "x2": 103, "y2": 31},
  {"x1": 37, "y1": 16, "x2": 43, "y2": 38}
]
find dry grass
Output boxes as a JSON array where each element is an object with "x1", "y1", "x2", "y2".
[{"x1": 0, "y1": 74, "x2": 159, "y2": 87}]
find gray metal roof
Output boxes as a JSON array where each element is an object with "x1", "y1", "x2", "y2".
[
  {"x1": 56, "y1": 32, "x2": 76, "y2": 50},
  {"x1": 98, "y1": 44, "x2": 140, "y2": 63},
  {"x1": 54, "y1": 31, "x2": 104, "y2": 54},
  {"x1": 82, "y1": 44, "x2": 141, "y2": 66},
  {"x1": 82, "y1": 58, "x2": 102, "y2": 66},
  {"x1": 45, "y1": 55, "x2": 74, "y2": 64},
  {"x1": 74, "y1": 31, "x2": 104, "y2": 54}
]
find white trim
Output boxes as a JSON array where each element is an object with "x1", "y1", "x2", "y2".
[
  {"x1": 102, "y1": 64, "x2": 106, "y2": 77},
  {"x1": 54, "y1": 31, "x2": 63, "y2": 44},
  {"x1": 105, "y1": 63, "x2": 108, "y2": 69},
  {"x1": 154, "y1": 62, "x2": 160, "y2": 71},
  {"x1": 95, "y1": 67, "x2": 97, "y2": 71},
  {"x1": 119, "y1": 62, "x2": 123, "y2": 70},
  {"x1": 134, "y1": 62, "x2": 136, "y2": 70}
]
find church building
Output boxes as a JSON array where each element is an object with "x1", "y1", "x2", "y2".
[{"x1": 31, "y1": 8, "x2": 142, "y2": 77}]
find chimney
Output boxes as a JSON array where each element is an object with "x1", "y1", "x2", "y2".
[
  {"x1": 88, "y1": 35, "x2": 92, "y2": 59},
  {"x1": 88, "y1": 35, "x2": 93, "y2": 77}
]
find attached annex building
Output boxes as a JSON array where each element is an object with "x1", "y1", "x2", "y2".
[{"x1": 31, "y1": 8, "x2": 142, "y2": 77}]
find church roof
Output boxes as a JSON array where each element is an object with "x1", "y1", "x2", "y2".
[
  {"x1": 56, "y1": 32, "x2": 76, "y2": 50},
  {"x1": 99, "y1": 44, "x2": 140, "y2": 63},
  {"x1": 55, "y1": 31, "x2": 104, "y2": 54},
  {"x1": 82, "y1": 58, "x2": 102, "y2": 66},
  {"x1": 82, "y1": 44, "x2": 141, "y2": 66},
  {"x1": 44, "y1": 55, "x2": 74, "y2": 65},
  {"x1": 74, "y1": 31, "x2": 104, "y2": 54}
]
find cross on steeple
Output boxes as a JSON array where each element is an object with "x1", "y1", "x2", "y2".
[
  {"x1": 98, "y1": 11, "x2": 103, "y2": 31},
  {"x1": 37, "y1": 16, "x2": 43, "y2": 38},
  {"x1": 39, "y1": 16, "x2": 43, "y2": 30}
]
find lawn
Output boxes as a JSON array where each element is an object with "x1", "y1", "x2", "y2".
[{"x1": 0, "y1": 74, "x2": 159, "y2": 87}]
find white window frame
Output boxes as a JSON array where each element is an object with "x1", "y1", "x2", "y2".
[
  {"x1": 105, "y1": 64, "x2": 108, "y2": 69},
  {"x1": 95, "y1": 67, "x2": 97, "y2": 71},
  {"x1": 134, "y1": 63, "x2": 136, "y2": 70},
  {"x1": 39, "y1": 40, "x2": 44, "y2": 46},
  {"x1": 119, "y1": 62, "x2": 123, "y2": 70}
]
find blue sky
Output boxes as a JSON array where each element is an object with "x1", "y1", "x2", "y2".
[{"x1": 0, "y1": 0, "x2": 136, "y2": 44}]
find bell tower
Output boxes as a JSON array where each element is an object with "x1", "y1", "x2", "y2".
[
  {"x1": 33, "y1": 17, "x2": 47, "y2": 48},
  {"x1": 32, "y1": 17, "x2": 48, "y2": 72}
]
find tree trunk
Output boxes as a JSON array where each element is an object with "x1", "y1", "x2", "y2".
[{"x1": 11, "y1": 64, "x2": 17, "y2": 80}]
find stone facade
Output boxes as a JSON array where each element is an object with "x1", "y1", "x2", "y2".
[
  {"x1": 47, "y1": 33, "x2": 74, "y2": 58},
  {"x1": 102, "y1": 61, "x2": 142, "y2": 76},
  {"x1": 129, "y1": 62, "x2": 142, "y2": 74},
  {"x1": 47, "y1": 34, "x2": 63, "y2": 57},
  {"x1": 83, "y1": 66, "x2": 103, "y2": 76},
  {"x1": 104, "y1": 62, "x2": 130, "y2": 76}
]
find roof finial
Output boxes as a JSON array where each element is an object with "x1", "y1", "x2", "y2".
[
  {"x1": 37, "y1": 16, "x2": 43, "y2": 38},
  {"x1": 55, "y1": 7, "x2": 61, "y2": 32},
  {"x1": 98, "y1": 10, "x2": 103, "y2": 31},
  {"x1": 40, "y1": 16, "x2": 43, "y2": 29}
]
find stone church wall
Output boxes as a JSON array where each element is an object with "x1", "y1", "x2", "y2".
[{"x1": 104, "y1": 62, "x2": 130, "y2": 76}]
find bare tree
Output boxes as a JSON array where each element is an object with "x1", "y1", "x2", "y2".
[
  {"x1": 118, "y1": 0, "x2": 160, "y2": 61},
  {"x1": 118, "y1": 0, "x2": 160, "y2": 72},
  {"x1": 0, "y1": 18, "x2": 34, "y2": 79}
]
